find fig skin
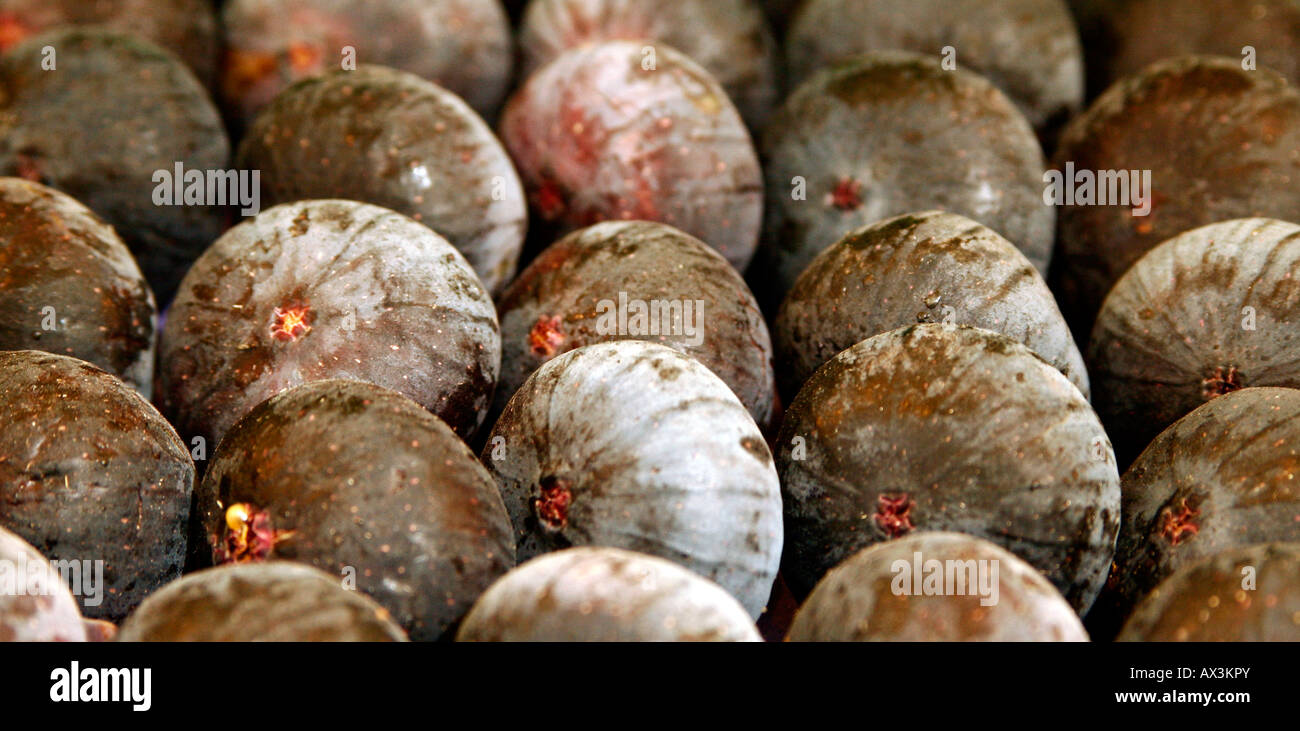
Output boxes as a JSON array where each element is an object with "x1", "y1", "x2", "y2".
[
  {"x1": 1051, "y1": 56, "x2": 1300, "y2": 340},
  {"x1": 0, "y1": 351, "x2": 195, "y2": 622},
  {"x1": 787, "y1": 532, "x2": 1089, "y2": 642},
  {"x1": 0, "y1": 178, "x2": 156, "y2": 395},
  {"x1": 518, "y1": 0, "x2": 779, "y2": 130},
  {"x1": 1117, "y1": 542, "x2": 1300, "y2": 642},
  {"x1": 236, "y1": 65, "x2": 527, "y2": 295},
  {"x1": 482, "y1": 341, "x2": 783, "y2": 618},
  {"x1": 157, "y1": 199, "x2": 501, "y2": 450},
  {"x1": 776, "y1": 324, "x2": 1120, "y2": 612},
  {"x1": 116, "y1": 562, "x2": 408, "y2": 641},
  {"x1": 1090, "y1": 388, "x2": 1300, "y2": 640},
  {"x1": 499, "y1": 40, "x2": 764, "y2": 272},
  {"x1": 0, "y1": 0, "x2": 220, "y2": 90},
  {"x1": 221, "y1": 0, "x2": 513, "y2": 127},
  {"x1": 0, "y1": 28, "x2": 230, "y2": 304},
  {"x1": 0, "y1": 525, "x2": 87, "y2": 642},
  {"x1": 1088, "y1": 218, "x2": 1300, "y2": 465},
  {"x1": 785, "y1": 0, "x2": 1084, "y2": 139},
  {"x1": 196, "y1": 380, "x2": 516, "y2": 641},
  {"x1": 775, "y1": 211, "x2": 1087, "y2": 401},
  {"x1": 755, "y1": 52, "x2": 1053, "y2": 310},
  {"x1": 457, "y1": 547, "x2": 761, "y2": 642},
  {"x1": 1079, "y1": 0, "x2": 1300, "y2": 98},
  {"x1": 495, "y1": 220, "x2": 776, "y2": 429}
]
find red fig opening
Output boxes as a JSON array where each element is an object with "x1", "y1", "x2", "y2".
[
  {"x1": 270, "y1": 303, "x2": 312, "y2": 342},
  {"x1": 216, "y1": 503, "x2": 294, "y2": 563},
  {"x1": 1201, "y1": 366, "x2": 1243, "y2": 399},
  {"x1": 1158, "y1": 498, "x2": 1200, "y2": 546},
  {"x1": 528, "y1": 315, "x2": 566, "y2": 357},
  {"x1": 534, "y1": 179, "x2": 568, "y2": 221},
  {"x1": 874, "y1": 493, "x2": 914, "y2": 538},
  {"x1": 534, "y1": 476, "x2": 573, "y2": 531},
  {"x1": 829, "y1": 177, "x2": 863, "y2": 211}
]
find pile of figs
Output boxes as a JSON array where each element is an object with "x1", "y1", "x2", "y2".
[{"x1": 2, "y1": 0, "x2": 1298, "y2": 644}]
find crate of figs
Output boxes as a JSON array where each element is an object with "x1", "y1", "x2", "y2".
[{"x1": 1, "y1": 0, "x2": 1298, "y2": 649}]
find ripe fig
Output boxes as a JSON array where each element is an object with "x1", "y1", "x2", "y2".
[
  {"x1": 787, "y1": 532, "x2": 1088, "y2": 641},
  {"x1": 0, "y1": 351, "x2": 195, "y2": 621},
  {"x1": 482, "y1": 341, "x2": 782, "y2": 618},
  {"x1": 236, "y1": 66, "x2": 527, "y2": 295},
  {"x1": 0, "y1": 29, "x2": 228, "y2": 304},
  {"x1": 1117, "y1": 542, "x2": 1300, "y2": 642},
  {"x1": 157, "y1": 199, "x2": 500, "y2": 450},
  {"x1": 774, "y1": 211, "x2": 1086, "y2": 400},
  {"x1": 755, "y1": 52, "x2": 1053, "y2": 309},
  {"x1": 495, "y1": 220, "x2": 775, "y2": 428},
  {"x1": 1051, "y1": 56, "x2": 1300, "y2": 339},
  {"x1": 518, "y1": 0, "x2": 778, "y2": 130},
  {"x1": 196, "y1": 380, "x2": 515, "y2": 641},
  {"x1": 1090, "y1": 388, "x2": 1300, "y2": 639},
  {"x1": 776, "y1": 324, "x2": 1120, "y2": 611},
  {"x1": 785, "y1": 0, "x2": 1084, "y2": 139},
  {"x1": 221, "y1": 0, "x2": 513, "y2": 127},
  {"x1": 1080, "y1": 0, "x2": 1300, "y2": 97},
  {"x1": 116, "y1": 562, "x2": 408, "y2": 641},
  {"x1": 457, "y1": 547, "x2": 761, "y2": 642},
  {"x1": 0, "y1": 525, "x2": 87, "y2": 642},
  {"x1": 0, "y1": 178, "x2": 155, "y2": 395},
  {"x1": 0, "y1": 0, "x2": 219, "y2": 89},
  {"x1": 499, "y1": 40, "x2": 763, "y2": 272},
  {"x1": 1088, "y1": 218, "x2": 1300, "y2": 465}
]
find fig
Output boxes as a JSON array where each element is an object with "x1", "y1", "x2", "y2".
[
  {"x1": 0, "y1": 0, "x2": 220, "y2": 89},
  {"x1": 482, "y1": 341, "x2": 782, "y2": 618},
  {"x1": 754, "y1": 52, "x2": 1053, "y2": 310},
  {"x1": 221, "y1": 0, "x2": 513, "y2": 127},
  {"x1": 787, "y1": 532, "x2": 1088, "y2": 641},
  {"x1": 0, "y1": 178, "x2": 155, "y2": 395},
  {"x1": 518, "y1": 0, "x2": 778, "y2": 130},
  {"x1": 1088, "y1": 218, "x2": 1300, "y2": 465},
  {"x1": 0, "y1": 28, "x2": 230, "y2": 304},
  {"x1": 0, "y1": 525, "x2": 87, "y2": 642},
  {"x1": 1090, "y1": 388, "x2": 1300, "y2": 639},
  {"x1": 499, "y1": 40, "x2": 764, "y2": 272},
  {"x1": 0, "y1": 351, "x2": 195, "y2": 621},
  {"x1": 776, "y1": 324, "x2": 1120, "y2": 611},
  {"x1": 116, "y1": 562, "x2": 408, "y2": 641},
  {"x1": 157, "y1": 199, "x2": 500, "y2": 450},
  {"x1": 457, "y1": 547, "x2": 761, "y2": 642},
  {"x1": 774, "y1": 210, "x2": 1087, "y2": 400},
  {"x1": 236, "y1": 65, "x2": 527, "y2": 295},
  {"x1": 495, "y1": 220, "x2": 776, "y2": 428},
  {"x1": 1051, "y1": 56, "x2": 1300, "y2": 339},
  {"x1": 1117, "y1": 542, "x2": 1300, "y2": 642},
  {"x1": 1081, "y1": 0, "x2": 1300, "y2": 97},
  {"x1": 195, "y1": 379, "x2": 515, "y2": 641},
  {"x1": 785, "y1": 0, "x2": 1084, "y2": 139}
]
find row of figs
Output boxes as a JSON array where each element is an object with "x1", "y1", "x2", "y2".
[{"x1": 3, "y1": 0, "x2": 1300, "y2": 642}]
